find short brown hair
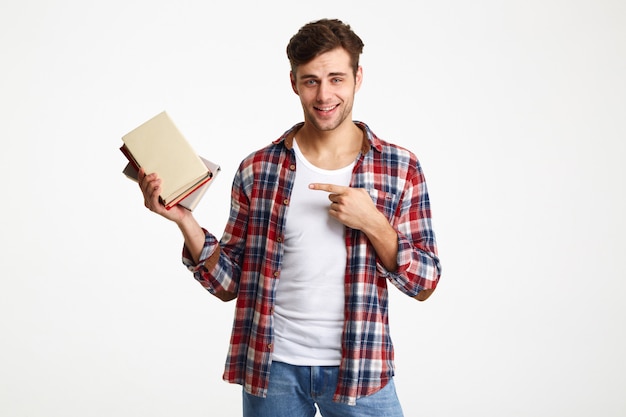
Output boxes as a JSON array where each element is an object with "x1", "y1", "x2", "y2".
[{"x1": 286, "y1": 19, "x2": 365, "y2": 76}]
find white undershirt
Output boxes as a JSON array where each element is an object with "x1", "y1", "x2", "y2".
[{"x1": 272, "y1": 139, "x2": 355, "y2": 366}]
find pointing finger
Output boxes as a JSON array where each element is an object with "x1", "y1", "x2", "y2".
[{"x1": 309, "y1": 183, "x2": 347, "y2": 193}]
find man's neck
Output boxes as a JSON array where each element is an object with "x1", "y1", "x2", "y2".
[{"x1": 294, "y1": 122, "x2": 363, "y2": 170}]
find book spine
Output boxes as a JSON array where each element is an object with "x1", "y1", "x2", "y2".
[
  {"x1": 165, "y1": 174, "x2": 213, "y2": 210},
  {"x1": 120, "y1": 145, "x2": 140, "y2": 171}
]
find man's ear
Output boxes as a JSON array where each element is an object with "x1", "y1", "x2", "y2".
[
  {"x1": 290, "y1": 71, "x2": 299, "y2": 95},
  {"x1": 355, "y1": 66, "x2": 363, "y2": 93}
]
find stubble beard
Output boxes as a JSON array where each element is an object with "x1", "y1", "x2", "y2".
[{"x1": 304, "y1": 100, "x2": 354, "y2": 133}]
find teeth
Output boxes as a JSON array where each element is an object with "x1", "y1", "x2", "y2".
[{"x1": 317, "y1": 105, "x2": 337, "y2": 111}]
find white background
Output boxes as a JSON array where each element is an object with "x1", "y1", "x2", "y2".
[{"x1": 1, "y1": 0, "x2": 625, "y2": 416}]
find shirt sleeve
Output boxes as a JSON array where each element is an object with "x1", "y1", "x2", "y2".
[
  {"x1": 381, "y1": 159, "x2": 442, "y2": 297},
  {"x1": 181, "y1": 167, "x2": 249, "y2": 296},
  {"x1": 180, "y1": 229, "x2": 238, "y2": 296}
]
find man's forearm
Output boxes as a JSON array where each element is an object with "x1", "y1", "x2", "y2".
[
  {"x1": 176, "y1": 214, "x2": 206, "y2": 264},
  {"x1": 363, "y1": 211, "x2": 399, "y2": 272}
]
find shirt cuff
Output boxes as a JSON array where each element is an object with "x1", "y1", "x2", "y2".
[{"x1": 182, "y1": 228, "x2": 219, "y2": 272}]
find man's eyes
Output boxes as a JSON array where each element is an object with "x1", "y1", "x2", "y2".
[{"x1": 304, "y1": 78, "x2": 343, "y2": 85}]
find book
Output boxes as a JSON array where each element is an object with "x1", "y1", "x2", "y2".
[
  {"x1": 120, "y1": 111, "x2": 216, "y2": 210},
  {"x1": 123, "y1": 156, "x2": 220, "y2": 211}
]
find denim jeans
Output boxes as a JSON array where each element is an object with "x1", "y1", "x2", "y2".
[{"x1": 242, "y1": 361, "x2": 404, "y2": 417}]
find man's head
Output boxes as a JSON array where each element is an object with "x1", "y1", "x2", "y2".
[{"x1": 286, "y1": 19, "x2": 364, "y2": 77}]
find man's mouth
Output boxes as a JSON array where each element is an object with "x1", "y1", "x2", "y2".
[{"x1": 314, "y1": 104, "x2": 340, "y2": 113}]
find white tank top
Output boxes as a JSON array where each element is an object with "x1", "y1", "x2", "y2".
[{"x1": 272, "y1": 139, "x2": 355, "y2": 366}]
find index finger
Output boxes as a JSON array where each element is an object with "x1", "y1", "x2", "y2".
[{"x1": 308, "y1": 183, "x2": 347, "y2": 193}]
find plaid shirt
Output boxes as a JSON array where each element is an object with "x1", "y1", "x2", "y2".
[{"x1": 183, "y1": 122, "x2": 441, "y2": 405}]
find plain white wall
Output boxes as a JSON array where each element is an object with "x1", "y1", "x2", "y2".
[{"x1": 1, "y1": 0, "x2": 625, "y2": 416}]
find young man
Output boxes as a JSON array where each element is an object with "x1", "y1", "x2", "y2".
[{"x1": 138, "y1": 18, "x2": 441, "y2": 417}]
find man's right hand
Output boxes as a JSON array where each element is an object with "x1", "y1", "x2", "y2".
[{"x1": 137, "y1": 168, "x2": 190, "y2": 224}]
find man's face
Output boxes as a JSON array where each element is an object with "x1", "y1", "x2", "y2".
[{"x1": 290, "y1": 48, "x2": 362, "y2": 133}]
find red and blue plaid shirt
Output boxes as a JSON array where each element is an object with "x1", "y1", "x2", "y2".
[{"x1": 183, "y1": 122, "x2": 441, "y2": 405}]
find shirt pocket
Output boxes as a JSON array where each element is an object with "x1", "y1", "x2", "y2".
[{"x1": 367, "y1": 188, "x2": 400, "y2": 223}]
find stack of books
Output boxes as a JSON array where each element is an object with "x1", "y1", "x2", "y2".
[{"x1": 120, "y1": 111, "x2": 220, "y2": 211}]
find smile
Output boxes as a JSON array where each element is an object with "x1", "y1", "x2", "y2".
[{"x1": 314, "y1": 104, "x2": 340, "y2": 112}]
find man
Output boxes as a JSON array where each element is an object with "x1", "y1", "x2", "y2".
[{"x1": 138, "y1": 18, "x2": 441, "y2": 417}]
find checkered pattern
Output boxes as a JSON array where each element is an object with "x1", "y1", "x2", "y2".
[{"x1": 183, "y1": 122, "x2": 441, "y2": 405}]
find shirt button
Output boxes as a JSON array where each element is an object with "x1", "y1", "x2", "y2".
[
  {"x1": 277, "y1": 237, "x2": 283, "y2": 243},
  {"x1": 273, "y1": 271, "x2": 280, "y2": 277},
  {"x1": 289, "y1": 164, "x2": 296, "y2": 171},
  {"x1": 283, "y1": 199, "x2": 289, "y2": 205},
  {"x1": 267, "y1": 343, "x2": 273, "y2": 350}
]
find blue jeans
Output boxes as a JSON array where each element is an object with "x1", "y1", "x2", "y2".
[{"x1": 242, "y1": 361, "x2": 404, "y2": 417}]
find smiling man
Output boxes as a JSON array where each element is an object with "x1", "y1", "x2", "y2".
[{"x1": 138, "y1": 18, "x2": 441, "y2": 417}]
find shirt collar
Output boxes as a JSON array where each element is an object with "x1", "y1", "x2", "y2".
[{"x1": 274, "y1": 121, "x2": 382, "y2": 154}]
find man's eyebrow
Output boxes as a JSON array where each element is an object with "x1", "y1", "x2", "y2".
[{"x1": 299, "y1": 71, "x2": 349, "y2": 79}]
